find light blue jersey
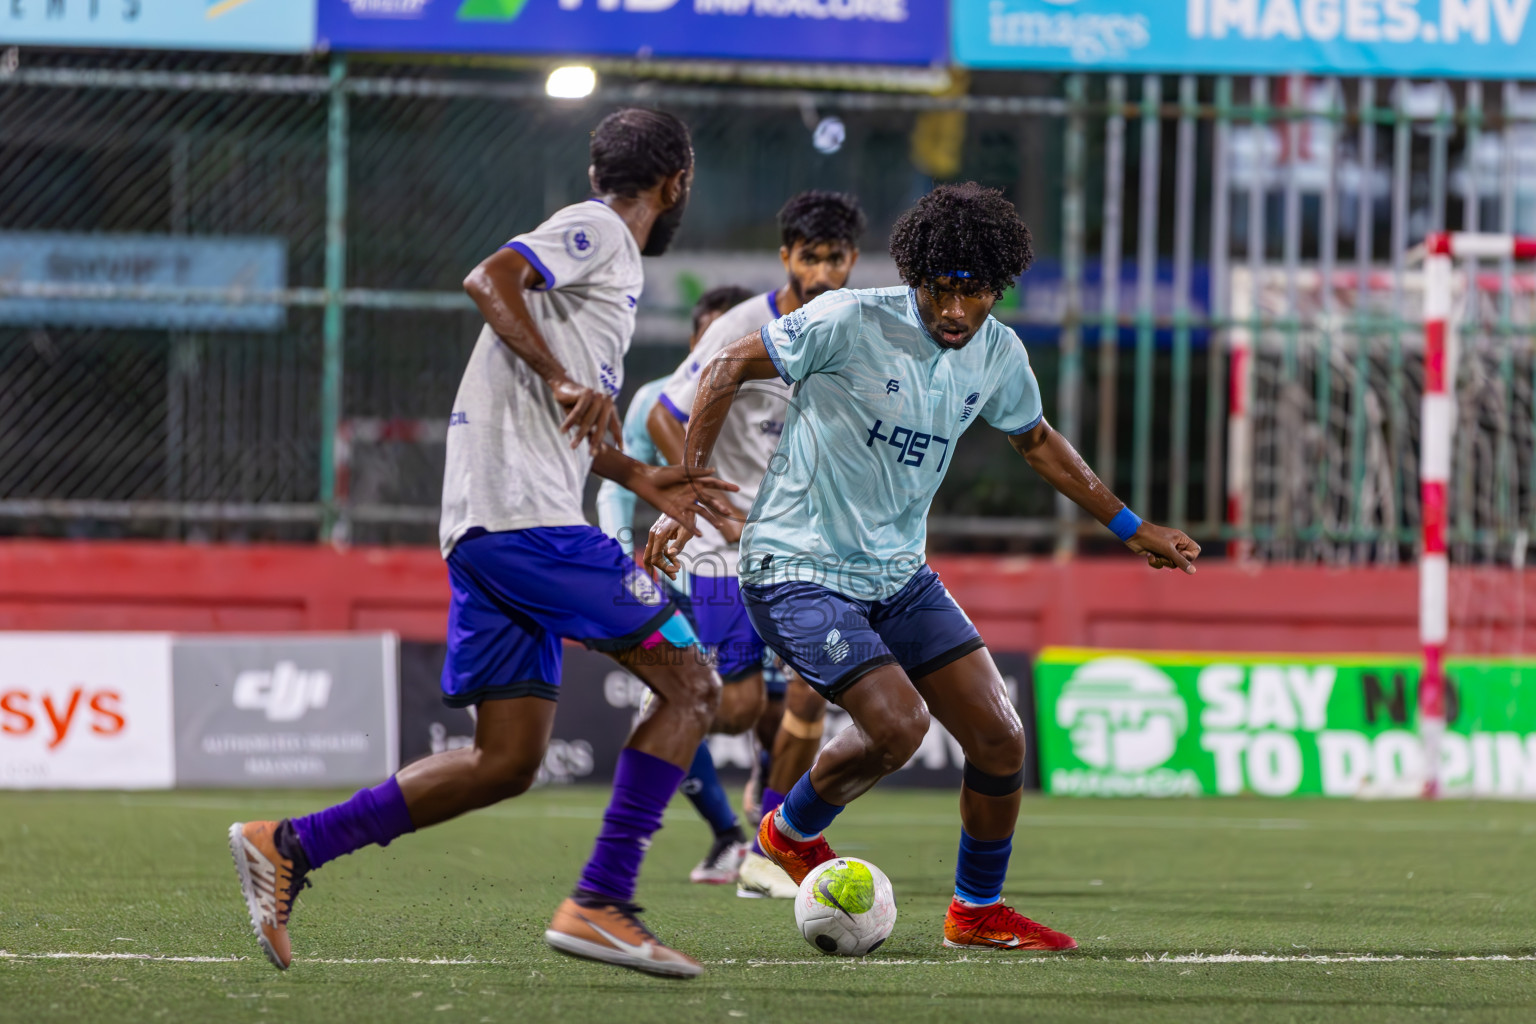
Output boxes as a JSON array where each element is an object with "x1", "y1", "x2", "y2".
[
  {"x1": 740, "y1": 286, "x2": 1043, "y2": 601},
  {"x1": 596, "y1": 375, "x2": 669, "y2": 556}
]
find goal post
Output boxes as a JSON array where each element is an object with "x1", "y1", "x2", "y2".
[{"x1": 1419, "y1": 233, "x2": 1536, "y2": 798}]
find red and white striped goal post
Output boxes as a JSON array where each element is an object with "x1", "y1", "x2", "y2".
[{"x1": 1419, "y1": 232, "x2": 1536, "y2": 798}]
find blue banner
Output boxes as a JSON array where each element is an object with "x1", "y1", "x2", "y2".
[
  {"x1": 955, "y1": 0, "x2": 1536, "y2": 78},
  {"x1": 318, "y1": 0, "x2": 947, "y2": 65},
  {"x1": 0, "y1": 234, "x2": 287, "y2": 331},
  {"x1": 0, "y1": 0, "x2": 316, "y2": 52}
]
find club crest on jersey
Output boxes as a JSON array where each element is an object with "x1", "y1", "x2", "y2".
[
  {"x1": 824, "y1": 628, "x2": 850, "y2": 664},
  {"x1": 564, "y1": 224, "x2": 598, "y2": 261},
  {"x1": 622, "y1": 567, "x2": 665, "y2": 608},
  {"x1": 960, "y1": 391, "x2": 981, "y2": 422}
]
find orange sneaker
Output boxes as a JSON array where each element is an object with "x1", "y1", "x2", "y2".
[
  {"x1": 943, "y1": 898, "x2": 1077, "y2": 951},
  {"x1": 228, "y1": 820, "x2": 310, "y2": 970},
  {"x1": 545, "y1": 896, "x2": 702, "y2": 979},
  {"x1": 755, "y1": 809, "x2": 836, "y2": 886}
]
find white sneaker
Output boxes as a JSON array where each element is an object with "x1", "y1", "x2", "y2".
[
  {"x1": 736, "y1": 850, "x2": 799, "y2": 899},
  {"x1": 689, "y1": 836, "x2": 748, "y2": 885}
]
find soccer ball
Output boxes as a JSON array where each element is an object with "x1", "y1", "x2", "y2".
[{"x1": 794, "y1": 857, "x2": 896, "y2": 956}]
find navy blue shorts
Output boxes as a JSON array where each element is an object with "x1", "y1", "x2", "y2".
[
  {"x1": 441, "y1": 526, "x2": 679, "y2": 707},
  {"x1": 688, "y1": 573, "x2": 776, "y2": 689},
  {"x1": 742, "y1": 564, "x2": 984, "y2": 700}
]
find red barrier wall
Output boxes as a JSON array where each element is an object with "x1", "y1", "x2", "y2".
[{"x1": 1, "y1": 540, "x2": 1532, "y2": 654}]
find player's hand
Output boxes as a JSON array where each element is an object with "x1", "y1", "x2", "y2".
[
  {"x1": 1125, "y1": 522, "x2": 1201, "y2": 575},
  {"x1": 638, "y1": 465, "x2": 739, "y2": 532},
  {"x1": 645, "y1": 514, "x2": 695, "y2": 580},
  {"x1": 549, "y1": 378, "x2": 621, "y2": 452},
  {"x1": 637, "y1": 466, "x2": 740, "y2": 578}
]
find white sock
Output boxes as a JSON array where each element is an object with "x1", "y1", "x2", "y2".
[
  {"x1": 955, "y1": 894, "x2": 1002, "y2": 909},
  {"x1": 774, "y1": 808, "x2": 819, "y2": 843}
]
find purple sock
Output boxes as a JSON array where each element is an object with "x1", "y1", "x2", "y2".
[
  {"x1": 752, "y1": 786, "x2": 786, "y2": 856},
  {"x1": 290, "y1": 776, "x2": 416, "y2": 870},
  {"x1": 577, "y1": 748, "x2": 685, "y2": 904}
]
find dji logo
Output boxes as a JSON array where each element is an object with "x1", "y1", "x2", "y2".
[{"x1": 232, "y1": 662, "x2": 332, "y2": 722}]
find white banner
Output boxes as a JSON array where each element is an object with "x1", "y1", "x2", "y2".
[{"x1": 0, "y1": 633, "x2": 174, "y2": 789}]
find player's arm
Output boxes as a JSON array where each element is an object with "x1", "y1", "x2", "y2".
[
  {"x1": 646, "y1": 402, "x2": 686, "y2": 466},
  {"x1": 1008, "y1": 420, "x2": 1201, "y2": 574},
  {"x1": 595, "y1": 477, "x2": 637, "y2": 555},
  {"x1": 591, "y1": 446, "x2": 739, "y2": 543},
  {"x1": 462, "y1": 246, "x2": 619, "y2": 452},
  {"x1": 643, "y1": 332, "x2": 779, "y2": 577}
]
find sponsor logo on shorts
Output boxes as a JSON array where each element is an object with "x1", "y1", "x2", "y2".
[
  {"x1": 623, "y1": 568, "x2": 666, "y2": 608},
  {"x1": 824, "y1": 628, "x2": 850, "y2": 664}
]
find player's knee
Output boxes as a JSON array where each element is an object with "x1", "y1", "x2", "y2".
[
  {"x1": 787, "y1": 678, "x2": 827, "y2": 721},
  {"x1": 966, "y1": 718, "x2": 1026, "y2": 778},
  {"x1": 475, "y1": 749, "x2": 542, "y2": 802},
  {"x1": 714, "y1": 677, "x2": 766, "y2": 734},
  {"x1": 675, "y1": 665, "x2": 722, "y2": 732},
  {"x1": 867, "y1": 702, "x2": 929, "y2": 772}
]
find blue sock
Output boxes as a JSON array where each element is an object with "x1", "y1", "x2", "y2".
[
  {"x1": 578, "y1": 748, "x2": 685, "y2": 904},
  {"x1": 681, "y1": 742, "x2": 739, "y2": 837},
  {"x1": 290, "y1": 776, "x2": 415, "y2": 870},
  {"x1": 954, "y1": 830, "x2": 1012, "y2": 905},
  {"x1": 776, "y1": 773, "x2": 843, "y2": 840}
]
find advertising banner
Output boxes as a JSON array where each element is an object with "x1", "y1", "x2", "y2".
[
  {"x1": 0, "y1": 0, "x2": 317, "y2": 53},
  {"x1": 1035, "y1": 647, "x2": 1536, "y2": 798},
  {"x1": 172, "y1": 635, "x2": 398, "y2": 787},
  {"x1": 399, "y1": 642, "x2": 1037, "y2": 790},
  {"x1": 0, "y1": 633, "x2": 174, "y2": 790},
  {"x1": 0, "y1": 234, "x2": 287, "y2": 332},
  {"x1": 955, "y1": 0, "x2": 1536, "y2": 79},
  {"x1": 318, "y1": 0, "x2": 949, "y2": 66}
]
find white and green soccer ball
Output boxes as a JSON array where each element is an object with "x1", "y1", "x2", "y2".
[{"x1": 794, "y1": 857, "x2": 897, "y2": 956}]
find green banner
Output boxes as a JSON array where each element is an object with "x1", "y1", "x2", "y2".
[{"x1": 1034, "y1": 648, "x2": 1536, "y2": 798}]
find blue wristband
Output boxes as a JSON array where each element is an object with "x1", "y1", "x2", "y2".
[{"x1": 1108, "y1": 507, "x2": 1142, "y2": 542}]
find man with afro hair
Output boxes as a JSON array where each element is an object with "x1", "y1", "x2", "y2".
[
  {"x1": 646, "y1": 182, "x2": 1200, "y2": 952},
  {"x1": 646, "y1": 190, "x2": 865, "y2": 899}
]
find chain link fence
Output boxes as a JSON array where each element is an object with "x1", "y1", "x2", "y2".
[{"x1": 3, "y1": 51, "x2": 1534, "y2": 562}]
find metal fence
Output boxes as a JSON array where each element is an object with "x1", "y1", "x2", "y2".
[{"x1": 2, "y1": 51, "x2": 1533, "y2": 562}]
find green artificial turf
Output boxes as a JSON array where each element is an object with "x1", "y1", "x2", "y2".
[{"x1": 3, "y1": 787, "x2": 1535, "y2": 1023}]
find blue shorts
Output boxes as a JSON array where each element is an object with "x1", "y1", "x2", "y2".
[
  {"x1": 442, "y1": 526, "x2": 678, "y2": 708},
  {"x1": 742, "y1": 565, "x2": 983, "y2": 700},
  {"x1": 688, "y1": 573, "x2": 775, "y2": 690}
]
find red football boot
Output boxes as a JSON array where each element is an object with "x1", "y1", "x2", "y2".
[
  {"x1": 943, "y1": 898, "x2": 1078, "y2": 951},
  {"x1": 755, "y1": 809, "x2": 837, "y2": 886}
]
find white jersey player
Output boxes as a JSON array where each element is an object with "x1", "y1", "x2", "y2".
[{"x1": 228, "y1": 109, "x2": 743, "y2": 981}]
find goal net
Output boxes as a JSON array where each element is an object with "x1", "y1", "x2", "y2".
[{"x1": 1228, "y1": 236, "x2": 1536, "y2": 796}]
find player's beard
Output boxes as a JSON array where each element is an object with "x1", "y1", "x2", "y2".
[
  {"x1": 789, "y1": 272, "x2": 832, "y2": 306},
  {"x1": 642, "y1": 193, "x2": 689, "y2": 257}
]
